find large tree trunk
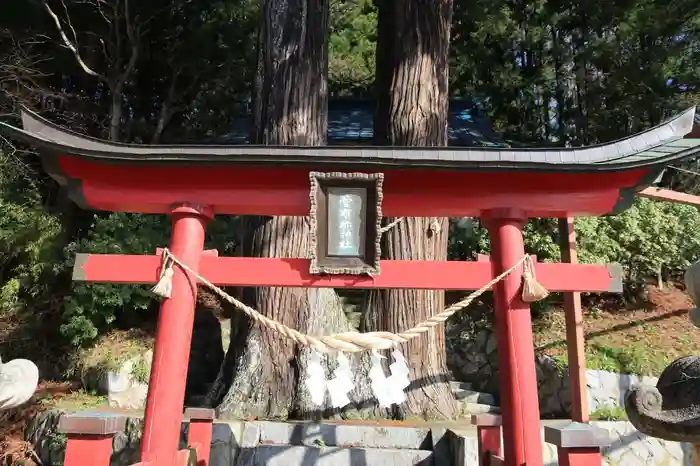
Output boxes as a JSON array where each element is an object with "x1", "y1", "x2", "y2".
[
  {"x1": 206, "y1": 0, "x2": 374, "y2": 420},
  {"x1": 367, "y1": 0, "x2": 457, "y2": 419}
]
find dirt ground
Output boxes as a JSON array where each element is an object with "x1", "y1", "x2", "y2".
[
  {"x1": 0, "y1": 381, "x2": 108, "y2": 465},
  {"x1": 534, "y1": 283, "x2": 698, "y2": 375}
]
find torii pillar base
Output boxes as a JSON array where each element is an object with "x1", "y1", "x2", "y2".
[
  {"x1": 140, "y1": 203, "x2": 213, "y2": 465},
  {"x1": 483, "y1": 209, "x2": 543, "y2": 466}
]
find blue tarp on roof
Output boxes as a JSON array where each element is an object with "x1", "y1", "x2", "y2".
[{"x1": 222, "y1": 98, "x2": 505, "y2": 147}]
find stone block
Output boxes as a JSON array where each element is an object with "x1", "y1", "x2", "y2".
[
  {"x1": 454, "y1": 389, "x2": 496, "y2": 405},
  {"x1": 58, "y1": 411, "x2": 127, "y2": 435},
  {"x1": 253, "y1": 421, "x2": 431, "y2": 450},
  {"x1": 241, "y1": 423, "x2": 261, "y2": 448},
  {"x1": 445, "y1": 429, "x2": 479, "y2": 466},
  {"x1": 209, "y1": 423, "x2": 235, "y2": 466},
  {"x1": 461, "y1": 402, "x2": 500, "y2": 415},
  {"x1": 233, "y1": 422, "x2": 261, "y2": 466},
  {"x1": 236, "y1": 445, "x2": 433, "y2": 466},
  {"x1": 101, "y1": 352, "x2": 152, "y2": 410},
  {"x1": 429, "y1": 428, "x2": 451, "y2": 466},
  {"x1": 544, "y1": 421, "x2": 611, "y2": 449},
  {"x1": 450, "y1": 381, "x2": 474, "y2": 391}
]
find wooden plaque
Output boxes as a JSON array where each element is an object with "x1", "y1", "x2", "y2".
[{"x1": 309, "y1": 172, "x2": 384, "y2": 275}]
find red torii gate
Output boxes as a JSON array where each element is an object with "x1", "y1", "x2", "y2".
[{"x1": 2, "y1": 106, "x2": 700, "y2": 466}]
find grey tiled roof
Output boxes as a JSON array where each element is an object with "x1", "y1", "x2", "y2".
[{"x1": 1, "y1": 106, "x2": 698, "y2": 172}]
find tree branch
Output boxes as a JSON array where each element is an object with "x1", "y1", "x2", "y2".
[
  {"x1": 118, "y1": 0, "x2": 139, "y2": 83},
  {"x1": 42, "y1": 0, "x2": 108, "y2": 81}
]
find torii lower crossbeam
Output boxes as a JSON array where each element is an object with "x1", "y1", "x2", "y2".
[{"x1": 73, "y1": 253, "x2": 621, "y2": 292}]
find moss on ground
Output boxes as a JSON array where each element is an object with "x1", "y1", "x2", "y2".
[{"x1": 69, "y1": 329, "x2": 154, "y2": 385}]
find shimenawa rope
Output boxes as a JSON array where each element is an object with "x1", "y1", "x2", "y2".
[
  {"x1": 379, "y1": 217, "x2": 403, "y2": 233},
  {"x1": 151, "y1": 251, "x2": 548, "y2": 353}
]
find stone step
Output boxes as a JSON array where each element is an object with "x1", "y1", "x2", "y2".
[
  {"x1": 236, "y1": 445, "x2": 433, "y2": 466},
  {"x1": 460, "y1": 402, "x2": 501, "y2": 415},
  {"x1": 450, "y1": 381, "x2": 474, "y2": 392},
  {"x1": 254, "y1": 421, "x2": 432, "y2": 450},
  {"x1": 453, "y1": 389, "x2": 496, "y2": 405}
]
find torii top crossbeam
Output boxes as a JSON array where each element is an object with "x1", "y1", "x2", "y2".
[{"x1": 2, "y1": 106, "x2": 699, "y2": 219}]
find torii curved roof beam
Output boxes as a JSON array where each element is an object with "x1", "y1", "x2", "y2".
[{"x1": 1, "y1": 106, "x2": 699, "y2": 172}]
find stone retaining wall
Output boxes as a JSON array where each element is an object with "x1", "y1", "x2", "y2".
[
  {"x1": 588, "y1": 421, "x2": 694, "y2": 466},
  {"x1": 447, "y1": 326, "x2": 661, "y2": 417},
  {"x1": 448, "y1": 324, "x2": 574, "y2": 416}
]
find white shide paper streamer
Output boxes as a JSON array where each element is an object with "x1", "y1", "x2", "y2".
[
  {"x1": 304, "y1": 350, "x2": 327, "y2": 406},
  {"x1": 327, "y1": 352, "x2": 354, "y2": 408},
  {"x1": 306, "y1": 349, "x2": 410, "y2": 409}
]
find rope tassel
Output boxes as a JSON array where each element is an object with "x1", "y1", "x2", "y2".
[
  {"x1": 151, "y1": 252, "x2": 175, "y2": 299},
  {"x1": 521, "y1": 256, "x2": 549, "y2": 302}
]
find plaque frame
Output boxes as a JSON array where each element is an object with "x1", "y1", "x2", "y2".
[{"x1": 309, "y1": 171, "x2": 384, "y2": 275}]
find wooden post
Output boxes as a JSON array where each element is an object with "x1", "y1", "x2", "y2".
[
  {"x1": 483, "y1": 208, "x2": 543, "y2": 466},
  {"x1": 558, "y1": 217, "x2": 589, "y2": 422},
  {"x1": 140, "y1": 204, "x2": 213, "y2": 464},
  {"x1": 639, "y1": 187, "x2": 700, "y2": 206},
  {"x1": 471, "y1": 414, "x2": 503, "y2": 466},
  {"x1": 185, "y1": 407, "x2": 215, "y2": 466},
  {"x1": 59, "y1": 412, "x2": 127, "y2": 466},
  {"x1": 544, "y1": 422, "x2": 610, "y2": 466}
]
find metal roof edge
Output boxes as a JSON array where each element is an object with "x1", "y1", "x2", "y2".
[
  {"x1": 0, "y1": 106, "x2": 697, "y2": 171},
  {"x1": 8, "y1": 105, "x2": 696, "y2": 149}
]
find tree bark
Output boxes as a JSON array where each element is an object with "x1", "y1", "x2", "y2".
[
  {"x1": 207, "y1": 0, "x2": 374, "y2": 420},
  {"x1": 368, "y1": 0, "x2": 457, "y2": 419}
]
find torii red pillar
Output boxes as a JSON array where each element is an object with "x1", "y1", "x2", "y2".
[
  {"x1": 140, "y1": 203, "x2": 213, "y2": 465},
  {"x1": 483, "y1": 209, "x2": 543, "y2": 466}
]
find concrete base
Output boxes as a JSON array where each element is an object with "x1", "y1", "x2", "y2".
[
  {"x1": 450, "y1": 381, "x2": 501, "y2": 415},
  {"x1": 253, "y1": 421, "x2": 432, "y2": 449},
  {"x1": 234, "y1": 421, "x2": 437, "y2": 466},
  {"x1": 25, "y1": 411, "x2": 699, "y2": 466},
  {"x1": 236, "y1": 445, "x2": 433, "y2": 466}
]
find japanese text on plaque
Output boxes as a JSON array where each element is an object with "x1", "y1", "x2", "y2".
[{"x1": 327, "y1": 188, "x2": 365, "y2": 257}]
